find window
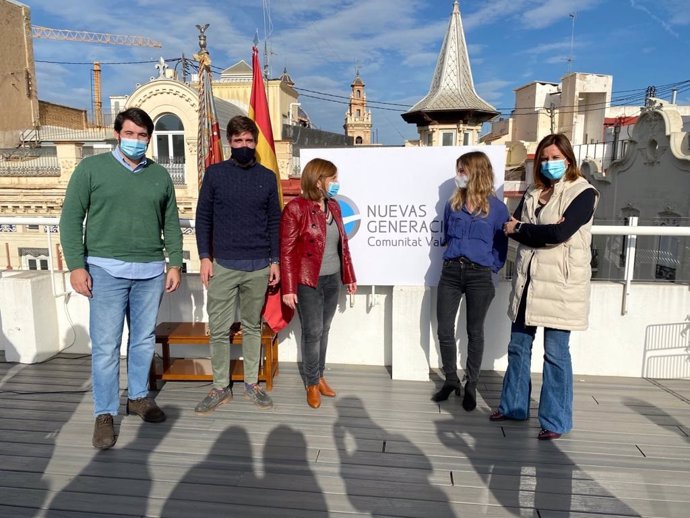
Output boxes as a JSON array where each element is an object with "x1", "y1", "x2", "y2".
[
  {"x1": 154, "y1": 114, "x2": 185, "y2": 165},
  {"x1": 154, "y1": 114, "x2": 185, "y2": 184},
  {"x1": 355, "y1": 136, "x2": 363, "y2": 144},
  {"x1": 655, "y1": 211, "x2": 680, "y2": 281},
  {"x1": 441, "y1": 132, "x2": 455, "y2": 146},
  {"x1": 20, "y1": 247, "x2": 49, "y2": 270},
  {"x1": 463, "y1": 132, "x2": 471, "y2": 146}
]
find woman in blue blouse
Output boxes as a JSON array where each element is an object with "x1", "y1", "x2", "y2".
[{"x1": 433, "y1": 151, "x2": 510, "y2": 410}]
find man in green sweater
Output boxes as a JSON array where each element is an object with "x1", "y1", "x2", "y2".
[{"x1": 60, "y1": 107, "x2": 183, "y2": 449}]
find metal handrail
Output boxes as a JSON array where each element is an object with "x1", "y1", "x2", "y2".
[
  {"x1": 2, "y1": 217, "x2": 688, "y2": 236},
  {"x1": 1, "y1": 217, "x2": 688, "y2": 313}
]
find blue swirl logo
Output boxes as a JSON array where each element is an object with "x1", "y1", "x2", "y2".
[{"x1": 335, "y1": 195, "x2": 361, "y2": 240}]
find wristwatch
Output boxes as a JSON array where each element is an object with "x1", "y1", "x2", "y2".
[{"x1": 515, "y1": 222, "x2": 523, "y2": 233}]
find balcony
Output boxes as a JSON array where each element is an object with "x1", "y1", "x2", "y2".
[
  {"x1": 1, "y1": 218, "x2": 689, "y2": 516},
  {"x1": 0, "y1": 148, "x2": 61, "y2": 177},
  {"x1": 154, "y1": 156, "x2": 186, "y2": 185}
]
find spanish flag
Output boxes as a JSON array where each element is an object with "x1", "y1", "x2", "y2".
[
  {"x1": 249, "y1": 45, "x2": 283, "y2": 205},
  {"x1": 251, "y1": 44, "x2": 292, "y2": 332}
]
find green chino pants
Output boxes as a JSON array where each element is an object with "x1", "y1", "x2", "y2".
[{"x1": 207, "y1": 261, "x2": 269, "y2": 388}]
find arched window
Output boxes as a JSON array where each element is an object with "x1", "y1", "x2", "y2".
[
  {"x1": 356, "y1": 90, "x2": 361, "y2": 99},
  {"x1": 154, "y1": 114, "x2": 185, "y2": 184},
  {"x1": 355, "y1": 136, "x2": 363, "y2": 144}
]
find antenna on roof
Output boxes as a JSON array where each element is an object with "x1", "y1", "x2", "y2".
[
  {"x1": 262, "y1": 0, "x2": 274, "y2": 80},
  {"x1": 567, "y1": 12, "x2": 576, "y2": 73}
]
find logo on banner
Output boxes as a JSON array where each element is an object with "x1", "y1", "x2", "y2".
[{"x1": 335, "y1": 195, "x2": 361, "y2": 239}]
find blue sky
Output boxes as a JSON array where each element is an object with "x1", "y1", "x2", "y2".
[{"x1": 26, "y1": 0, "x2": 690, "y2": 145}]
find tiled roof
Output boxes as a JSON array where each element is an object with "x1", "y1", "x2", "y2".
[{"x1": 403, "y1": 1, "x2": 497, "y2": 120}]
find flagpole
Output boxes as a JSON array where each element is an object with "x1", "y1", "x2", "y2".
[{"x1": 195, "y1": 24, "x2": 223, "y2": 191}]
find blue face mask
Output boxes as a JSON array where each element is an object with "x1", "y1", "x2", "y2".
[
  {"x1": 119, "y1": 138, "x2": 148, "y2": 161},
  {"x1": 325, "y1": 182, "x2": 340, "y2": 198},
  {"x1": 541, "y1": 159, "x2": 567, "y2": 180}
]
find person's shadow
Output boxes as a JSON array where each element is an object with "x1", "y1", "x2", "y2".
[
  {"x1": 334, "y1": 396, "x2": 455, "y2": 517},
  {"x1": 161, "y1": 424, "x2": 328, "y2": 516},
  {"x1": 624, "y1": 396, "x2": 688, "y2": 518},
  {"x1": 436, "y1": 396, "x2": 641, "y2": 516},
  {"x1": 262, "y1": 425, "x2": 328, "y2": 514},
  {"x1": 420, "y1": 177, "x2": 456, "y2": 373},
  {"x1": 46, "y1": 405, "x2": 181, "y2": 516},
  {"x1": 160, "y1": 425, "x2": 254, "y2": 517}
]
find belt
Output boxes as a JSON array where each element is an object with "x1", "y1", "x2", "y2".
[{"x1": 450, "y1": 257, "x2": 491, "y2": 270}]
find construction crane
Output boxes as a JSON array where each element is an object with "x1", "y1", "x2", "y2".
[
  {"x1": 31, "y1": 26, "x2": 162, "y2": 127},
  {"x1": 31, "y1": 26, "x2": 162, "y2": 48}
]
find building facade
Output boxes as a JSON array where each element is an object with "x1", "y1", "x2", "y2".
[{"x1": 0, "y1": 0, "x2": 39, "y2": 148}]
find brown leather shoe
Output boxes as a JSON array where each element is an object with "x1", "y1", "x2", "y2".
[
  {"x1": 318, "y1": 377, "x2": 336, "y2": 397},
  {"x1": 306, "y1": 385, "x2": 321, "y2": 408},
  {"x1": 92, "y1": 414, "x2": 116, "y2": 449},
  {"x1": 126, "y1": 397, "x2": 166, "y2": 423}
]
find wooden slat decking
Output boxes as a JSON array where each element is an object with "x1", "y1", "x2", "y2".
[{"x1": 1, "y1": 352, "x2": 689, "y2": 517}]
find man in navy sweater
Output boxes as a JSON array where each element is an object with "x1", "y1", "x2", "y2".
[{"x1": 195, "y1": 116, "x2": 281, "y2": 413}]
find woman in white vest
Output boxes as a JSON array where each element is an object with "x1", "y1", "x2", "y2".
[{"x1": 490, "y1": 133, "x2": 599, "y2": 440}]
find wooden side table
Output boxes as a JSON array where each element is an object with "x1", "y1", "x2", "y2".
[{"x1": 149, "y1": 321, "x2": 278, "y2": 390}]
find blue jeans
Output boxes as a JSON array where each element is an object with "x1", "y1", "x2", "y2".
[
  {"x1": 296, "y1": 273, "x2": 341, "y2": 386},
  {"x1": 88, "y1": 265, "x2": 165, "y2": 416},
  {"x1": 436, "y1": 260, "x2": 495, "y2": 386},
  {"x1": 498, "y1": 321, "x2": 573, "y2": 434}
]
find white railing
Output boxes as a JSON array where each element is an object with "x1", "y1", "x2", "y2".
[
  {"x1": 1, "y1": 216, "x2": 689, "y2": 378},
  {"x1": 1, "y1": 215, "x2": 688, "y2": 311}
]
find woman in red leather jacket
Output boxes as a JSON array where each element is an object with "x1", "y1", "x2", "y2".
[{"x1": 280, "y1": 158, "x2": 357, "y2": 409}]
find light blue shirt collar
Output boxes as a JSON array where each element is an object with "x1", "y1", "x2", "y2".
[{"x1": 112, "y1": 146, "x2": 148, "y2": 173}]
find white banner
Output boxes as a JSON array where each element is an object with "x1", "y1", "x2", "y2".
[{"x1": 299, "y1": 146, "x2": 506, "y2": 286}]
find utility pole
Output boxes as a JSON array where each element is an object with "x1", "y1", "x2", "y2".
[{"x1": 548, "y1": 102, "x2": 556, "y2": 134}]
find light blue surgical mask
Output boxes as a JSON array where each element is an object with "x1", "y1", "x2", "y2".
[
  {"x1": 326, "y1": 182, "x2": 340, "y2": 198},
  {"x1": 120, "y1": 138, "x2": 148, "y2": 161},
  {"x1": 540, "y1": 159, "x2": 567, "y2": 180}
]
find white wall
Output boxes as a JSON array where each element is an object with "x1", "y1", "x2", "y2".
[{"x1": 2, "y1": 272, "x2": 689, "y2": 380}]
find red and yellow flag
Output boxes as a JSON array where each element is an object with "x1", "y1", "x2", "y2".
[
  {"x1": 249, "y1": 45, "x2": 283, "y2": 205},
  {"x1": 251, "y1": 45, "x2": 292, "y2": 332},
  {"x1": 196, "y1": 49, "x2": 223, "y2": 188}
]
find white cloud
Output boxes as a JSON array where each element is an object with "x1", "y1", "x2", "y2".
[{"x1": 629, "y1": 0, "x2": 681, "y2": 37}]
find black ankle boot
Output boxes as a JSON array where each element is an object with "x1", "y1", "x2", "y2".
[
  {"x1": 462, "y1": 382, "x2": 477, "y2": 411},
  {"x1": 432, "y1": 383, "x2": 461, "y2": 402}
]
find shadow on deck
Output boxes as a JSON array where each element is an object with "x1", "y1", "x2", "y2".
[{"x1": 1, "y1": 353, "x2": 689, "y2": 517}]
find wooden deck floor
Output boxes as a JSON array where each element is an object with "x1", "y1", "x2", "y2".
[{"x1": 1, "y1": 353, "x2": 689, "y2": 517}]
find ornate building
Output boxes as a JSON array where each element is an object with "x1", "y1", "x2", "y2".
[
  {"x1": 402, "y1": 0, "x2": 497, "y2": 146},
  {"x1": 343, "y1": 70, "x2": 372, "y2": 145}
]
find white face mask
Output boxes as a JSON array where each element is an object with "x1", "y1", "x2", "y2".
[{"x1": 454, "y1": 174, "x2": 468, "y2": 189}]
